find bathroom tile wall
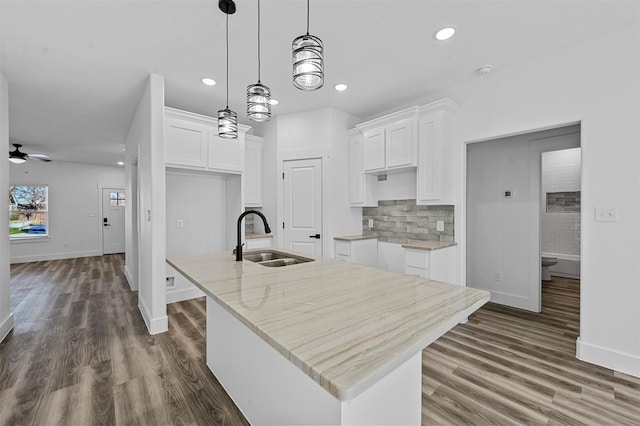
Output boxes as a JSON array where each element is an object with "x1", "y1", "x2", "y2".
[
  {"x1": 362, "y1": 200, "x2": 454, "y2": 244},
  {"x1": 542, "y1": 148, "x2": 581, "y2": 255}
]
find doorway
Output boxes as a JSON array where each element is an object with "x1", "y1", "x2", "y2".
[
  {"x1": 282, "y1": 158, "x2": 322, "y2": 256},
  {"x1": 102, "y1": 188, "x2": 125, "y2": 254},
  {"x1": 466, "y1": 124, "x2": 581, "y2": 312}
]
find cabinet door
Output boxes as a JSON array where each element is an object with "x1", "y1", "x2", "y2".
[
  {"x1": 362, "y1": 128, "x2": 386, "y2": 172},
  {"x1": 385, "y1": 120, "x2": 415, "y2": 169},
  {"x1": 164, "y1": 116, "x2": 208, "y2": 168},
  {"x1": 208, "y1": 132, "x2": 242, "y2": 173},
  {"x1": 417, "y1": 113, "x2": 443, "y2": 202},
  {"x1": 245, "y1": 139, "x2": 263, "y2": 206},
  {"x1": 348, "y1": 132, "x2": 365, "y2": 205}
]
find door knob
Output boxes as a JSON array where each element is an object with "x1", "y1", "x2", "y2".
[{"x1": 309, "y1": 234, "x2": 321, "y2": 239}]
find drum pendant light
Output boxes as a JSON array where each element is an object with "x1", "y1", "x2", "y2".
[
  {"x1": 292, "y1": 0, "x2": 324, "y2": 91},
  {"x1": 247, "y1": 0, "x2": 271, "y2": 122},
  {"x1": 218, "y1": 1, "x2": 238, "y2": 139}
]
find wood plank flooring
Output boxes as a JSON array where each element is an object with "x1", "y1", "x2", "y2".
[
  {"x1": 1, "y1": 255, "x2": 247, "y2": 425},
  {"x1": 423, "y1": 276, "x2": 640, "y2": 425},
  {"x1": 2, "y1": 256, "x2": 639, "y2": 425}
]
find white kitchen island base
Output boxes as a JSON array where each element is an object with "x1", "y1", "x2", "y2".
[{"x1": 207, "y1": 298, "x2": 422, "y2": 425}]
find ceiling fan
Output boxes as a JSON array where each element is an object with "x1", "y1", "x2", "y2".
[{"x1": 8, "y1": 143, "x2": 51, "y2": 164}]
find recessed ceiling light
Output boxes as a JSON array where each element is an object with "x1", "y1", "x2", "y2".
[
  {"x1": 334, "y1": 83, "x2": 348, "y2": 92},
  {"x1": 202, "y1": 78, "x2": 216, "y2": 86},
  {"x1": 117, "y1": 161, "x2": 124, "y2": 166},
  {"x1": 269, "y1": 99, "x2": 279, "y2": 105},
  {"x1": 434, "y1": 26, "x2": 456, "y2": 41}
]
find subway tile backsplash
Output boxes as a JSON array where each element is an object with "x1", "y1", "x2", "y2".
[{"x1": 363, "y1": 200, "x2": 454, "y2": 244}]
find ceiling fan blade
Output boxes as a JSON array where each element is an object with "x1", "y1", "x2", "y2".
[{"x1": 26, "y1": 153, "x2": 51, "y2": 160}]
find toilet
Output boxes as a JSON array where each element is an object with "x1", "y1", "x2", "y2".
[{"x1": 541, "y1": 256, "x2": 558, "y2": 281}]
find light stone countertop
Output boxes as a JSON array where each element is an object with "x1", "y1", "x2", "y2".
[
  {"x1": 401, "y1": 240, "x2": 457, "y2": 251},
  {"x1": 333, "y1": 234, "x2": 378, "y2": 241},
  {"x1": 167, "y1": 249, "x2": 489, "y2": 401}
]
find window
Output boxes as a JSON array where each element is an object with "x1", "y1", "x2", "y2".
[
  {"x1": 109, "y1": 191, "x2": 125, "y2": 207},
  {"x1": 9, "y1": 185, "x2": 48, "y2": 238}
]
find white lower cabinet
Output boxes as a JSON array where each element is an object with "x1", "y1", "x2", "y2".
[
  {"x1": 334, "y1": 238, "x2": 378, "y2": 267},
  {"x1": 404, "y1": 246, "x2": 456, "y2": 283}
]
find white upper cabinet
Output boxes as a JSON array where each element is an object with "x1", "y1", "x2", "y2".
[
  {"x1": 349, "y1": 99, "x2": 458, "y2": 206},
  {"x1": 209, "y1": 133, "x2": 243, "y2": 173},
  {"x1": 385, "y1": 119, "x2": 415, "y2": 169},
  {"x1": 245, "y1": 135, "x2": 264, "y2": 207},
  {"x1": 358, "y1": 107, "x2": 418, "y2": 174},
  {"x1": 165, "y1": 115, "x2": 208, "y2": 168},
  {"x1": 164, "y1": 107, "x2": 248, "y2": 174},
  {"x1": 416, "y1": 99, "x2": 458, "y2": 205},
  {"x1": 348, "y1": 129, "x2": 377, "y2": 207}
]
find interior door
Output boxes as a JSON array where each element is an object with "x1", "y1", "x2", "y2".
[
  {"x1": 102, "y1": 188, "x2": 125, "y2": 254},
  {"x1": 283, "y1": 159, "x2": 322, "y2": 256}
]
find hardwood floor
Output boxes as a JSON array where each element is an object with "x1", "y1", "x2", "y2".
[
  {"x1": 2, "y1": 257, "x2": 639, "y2": 425},
  {"x1": 423, "y1": 276, "x2": 640, "y2": 425},
  {"x1": 1, "y1": 255, "x2": 247, "y2": 425}
]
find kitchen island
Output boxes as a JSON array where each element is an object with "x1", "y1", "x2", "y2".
[{"x1": 167, "y1": 249, "x2": 489, "y2": 425}]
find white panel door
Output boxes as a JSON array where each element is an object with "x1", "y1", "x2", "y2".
[
  {"x1": 283, "y1": 159, "x2": 322, "y2": 256},
  {"x1": 362, "y1": 129, "x2": 385, "y2": 172},
  {"x1": 102, "y1": 188, "x2": 125, "y2": 254},
  {"x1": 386, "y1": 120, "x2": 414, "y2": 169}
]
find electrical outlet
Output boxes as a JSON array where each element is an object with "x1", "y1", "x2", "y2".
[
  {"x1": 368, "y1": 219, "x2": 374, "y2": 228},
  {"x1": 176, "y1": 219, "x2": 184, "y2": 228},
  {"x1": 494, "y1": 271, "x2": 502, "y2": 282},
  {"x1": 436, "y1": 220, "x2": 444, "y2": 232},
  {"x1": 166, "y1": 276, "x2": 175, "y2": 288}
]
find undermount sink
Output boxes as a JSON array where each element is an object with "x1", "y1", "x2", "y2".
[{"x1": 243, "y1": 250, "x2": 314, "y2": 267}]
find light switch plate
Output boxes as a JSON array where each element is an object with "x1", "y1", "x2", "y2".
[
  {"x1": 368, "y1": 219, "x2": 374, "y2": 228},
  {"x1": 436, "y1": 220, "x2": 444, "y2": 232},
  {"x1": 594, "y1": 207, "x2": 618, "y2": 223}
]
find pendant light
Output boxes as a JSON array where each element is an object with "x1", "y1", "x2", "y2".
[
  {"x1": 247, "y1": 0, "x2": 271, "y2": 122},
  {"x1": 292, "y1": 0, "x2": 324, "y2": 91},
  {"x1": 218, "y1": 0, "x2": 238, "y2": 139}
]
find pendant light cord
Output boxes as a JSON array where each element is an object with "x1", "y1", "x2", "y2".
[
  {"x1": 306, "y1": 0, "x2": 310, "y2": 35},
  {"x1": 257, "y1": 0, "x2": 261, "y2": 83},
  {"x1": 225, "y1": 12, "x2": 229, "y2": 109}
]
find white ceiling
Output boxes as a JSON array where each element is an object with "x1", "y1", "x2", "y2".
[{"x1": 1, "y1": 0, "x2": 634, "y2": 166}]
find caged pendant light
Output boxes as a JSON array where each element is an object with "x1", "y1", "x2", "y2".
[
  {"x1": 218, "y1": 0, "x2": 238, "y2": 139},
  {"x1": 292, "y1": 0, "x2": 324, "y2": 91},
  {"x1": 247, "y1": 0, "x2": 271, "y2": 122}
]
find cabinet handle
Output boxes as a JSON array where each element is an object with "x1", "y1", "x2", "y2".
[{"x1": 309, "y1": 234, "x2": 321, "y2": 239}]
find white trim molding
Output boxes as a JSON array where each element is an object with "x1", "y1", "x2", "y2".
[
  {"x1": 577, "y1": 337, "x2": 640, "y2": 378},
  {"x1": 0, "y1": 313, "x2": 14, "y2": 343},
  {"x1": 138, "y1": 295, "x2": 168, "y2": 335},
  {"x1": 124, "y1": 264, "x2": 137, "y2": 291}
]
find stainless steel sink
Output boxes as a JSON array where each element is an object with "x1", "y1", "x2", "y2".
[{"x1": 243, "y1": 250, "x2": 313, "y2": 267}]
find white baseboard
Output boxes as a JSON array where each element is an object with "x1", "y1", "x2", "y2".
[
  {"x1": 0, "y1": 313, "x2": 14, "y2": 343},
  {"x1": 138, "y1": 295, "x2": 168, "y2": 335},
  {"x1": 124, "y1": 264, "x2": 137, "y2": 291},
  {"x1": 10, "y1": 249, "x2": 102, "y2": 264},
  {"x1": 577, "y1": 337, "x2": 640, "y2": 378},
  {"x1": 487, "y1": 289, "x2": 539, "y2": 313},
  {"x1": 166, "y1": 287, "x2": 205, "y2": 304}
]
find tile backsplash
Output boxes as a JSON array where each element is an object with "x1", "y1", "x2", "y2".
[{"x1": 362, "y1": 200, "x2": 454, "y2": 244}]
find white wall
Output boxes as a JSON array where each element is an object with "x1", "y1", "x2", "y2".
[
  {"x1": 165, "y1": 170, "x2": 227, "y2": 303},
  {"x1": 0, "y1": 71, "x2": 13, "y2": 343},
  {"x1": 266, "y1": 108, "x2": 361, "y2": 257},
  {"x1": 126, "y1": 73, "x2": 167, "y2": 334},
  {"x1": 542, "y1": 148, "x2": 581, "y2": 256},
  {"x1": 467, "y1": 126, "x2": 580, "y2": 312},
  {"x1": 9, "y1": 160, "x2": 125, "y2": 263},
  {"x1": 402, "y1": 18, "x2": 640, "y2": 376}
]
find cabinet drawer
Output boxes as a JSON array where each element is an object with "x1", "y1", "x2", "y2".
[
  {"x1": 405, "y1": 249, "x2": 429, "y2": 269},
  {"x1": 335, "y1": 253, "x2": 351, "y2": 262},
  {"x1": 405, "y1": 265, "x2": 427, "y2": 278},
  {"x1": 335, "y1": 241, "x2": 351, "y2": 256}
]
